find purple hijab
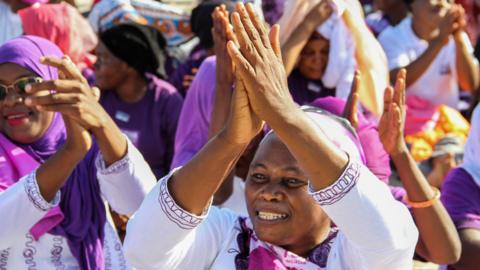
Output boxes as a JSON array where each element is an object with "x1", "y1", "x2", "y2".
[
  {"x1": 311, "y1": 97, "x2": 391, "y2": 183},
  {"x1": 0, "y1": 36, "x2": 105, "y2": 270}
]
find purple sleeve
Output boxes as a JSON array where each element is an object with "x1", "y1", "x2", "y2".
[
  {"x1": 161, "y1": 88, "x2": 184, "y2": 175},
  {"x1": 441, "y1": 168, "x2": 480, "y2": 230},
  {"x1": 171, "y1": 57, "x2": 217, "y2": 169}
]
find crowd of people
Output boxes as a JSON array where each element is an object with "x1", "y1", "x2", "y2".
[{"x1": 0, "y1": 0, "x2": 479, "y2": 269}]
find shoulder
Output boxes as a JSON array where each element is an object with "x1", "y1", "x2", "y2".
[
  {"x1": 441, "y1": 167, "x2": 480, "y2": 229},
  {"x1": 149, "y1": 75, "x2": 184, "y2": 103},
  {"x1": 442, "y1": 168, "x2": 479, "y2": 204},
  {"x1": 378, "y1": 17, "x2": 411, "y2": 47}
]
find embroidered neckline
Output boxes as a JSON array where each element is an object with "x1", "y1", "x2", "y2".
[{"x1": 234, "y1": 217, "x2": 338, "y2": 269}]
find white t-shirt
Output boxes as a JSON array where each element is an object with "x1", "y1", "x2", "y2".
[{"x1": 378, "y1": 16, "x2": 474, "y2": 108}]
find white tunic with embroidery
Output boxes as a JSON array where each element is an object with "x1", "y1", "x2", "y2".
[
  {"x1": 124, "y1": 162, "x2": 419, "y2": 270},
  {"x1": 0, "y1": 139, "x2": 156, "y2": 270}
]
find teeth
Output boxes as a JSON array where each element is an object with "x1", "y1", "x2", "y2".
[
  {"x1": 257, "y1": 211, "x2": 287, "y2": 221},
  {"x1": 6, "y1": 114, "x2": 27, "y2": 120}
]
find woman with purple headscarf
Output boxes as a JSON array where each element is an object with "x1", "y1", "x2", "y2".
[{"x1": 0, "y1": 36, "x2": 155, "y2": 269}]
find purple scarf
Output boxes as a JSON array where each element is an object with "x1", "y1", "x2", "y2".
[
  {"x1": 311, "y1": 97, "x2": 391, "y2": 183},
  {"x1": 0, "y1": 36, "x2": 106, "y2": 270}
]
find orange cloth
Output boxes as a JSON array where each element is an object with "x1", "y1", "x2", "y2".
[{"x1": 406, "y1": 105, "x2": 469, "y2": 161}]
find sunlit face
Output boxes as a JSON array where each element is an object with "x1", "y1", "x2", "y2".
[
  {"x1": 94, "y1": 42, "x2": 129, "y2": 91},
  {"x1": 411, "y1": 0, "x2": 450, "y2": 27},
  {"x1": 0, "y1": 63, "x2": 53, "y2": 144},
  {"x1": 245, "y1": 133, "x2": 330, "y2": 256},
  {"x1": 298, "y1": 37, "x2": 330, "y2": 81}
]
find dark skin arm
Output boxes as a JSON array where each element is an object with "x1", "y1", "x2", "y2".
[
  {"x1": 452, "y1": 229, "x2": 480, "y2": 270},
  {"x1": 379, "y1": 69, "x2": 461, "y2": 264},
  {"x1": 25, "y1": 57, "x2": 127, "y2": 201}
]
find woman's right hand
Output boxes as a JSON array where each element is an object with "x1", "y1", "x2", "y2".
[
  {"x1": 26, "y1": 56, "x2": 94, "y2": 156},
  {"x1": 221, "y1": 74, "x2": 263, "y2": 145}
]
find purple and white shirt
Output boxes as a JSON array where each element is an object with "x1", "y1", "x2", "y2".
[
  {"x1": 124, "y1": 161, "x2": 418, "y2": 270},
  {"x1": 0, "y1": 138, "x2": 156, "y2": 269}
]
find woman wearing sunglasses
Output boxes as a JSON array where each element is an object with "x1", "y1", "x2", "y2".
[
  {"x1": 0, "y1": 36, "x2": 155, "y2": 269},
  {"x1": 124, "y1": 4, "x2": 418, "y2": 269}
]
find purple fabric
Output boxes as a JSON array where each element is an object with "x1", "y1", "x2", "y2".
[
  {"x1": 0, "y1": 132, "x2": 64, "y2": 240},
  {"x1": 171, "y1": 56, "x2": 217, "y2": 169},
  {"x1": 168, "y1": 45, "x2": 209, "y2": 97},
  {"x1": 100, "y1": 74, "x2": 183, "y2": 178},
  {"x1": 311, "y1": 97, "x2": 391, "y2": 183},
  {"x1": 262, "y1": 0, "x2": 285, "y2": 25},
  {"x1": 288, "y1": 69, "x2": 336, "y2": 106},
  {"x1": 0, "y1": 36, "x2": 106, "y2": 270},
  {"x1": 441, "y1": 168, "x2": 480, "y2": 230}
]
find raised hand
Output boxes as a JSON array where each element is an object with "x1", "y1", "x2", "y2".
[
  {"x1": 437, "y1": 5, "x2": 461, "y2": 44},
  {"x1": 221, "y1": 72, "x2": 263, "y2": 145},
  {"x1": 306, "y1": 0, "x2": 333, "y2": 25},
  {"x1": 343, "y1": 71, "x2": 360, "y2": 129},
  {"x1": 213, "y1": 5, "x2": 236, "y2": 87},
  {"x1": 25, "y1": 56, "x2": 94, "y2": 155},
  {"x1": 24, "y1": 56, "x2": 111, "y2": 132},
  {"x1": 25, "y1": 56, "x2": 127, "y2": 165},
  {"x1": 379, "y1": 69, "x2": 407, "y2": 156},
  {"x1": 227, "y1": 3, "x2": 295, "y2": 125}
]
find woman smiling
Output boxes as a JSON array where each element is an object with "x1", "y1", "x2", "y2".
[{"x1": 124, "y1": 3, "x2": 418, "y2": 270}]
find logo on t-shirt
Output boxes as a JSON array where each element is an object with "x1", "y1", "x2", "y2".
[
  {"x1": 440, "y1": 64, "x2": 452, "y2": 75},
  {"x1": 115, "y1": 111, "x2": 130, "y2": 123}
]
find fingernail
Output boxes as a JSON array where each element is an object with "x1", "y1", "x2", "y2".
[{"x1": 25, "y1": 84, "x2": 32, "y2": 93}]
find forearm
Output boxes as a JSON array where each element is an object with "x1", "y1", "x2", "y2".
[
  {"x1": 343, "y1": 10, "x2": 386, "y2": 115},
  {"x1": 455, "y1": 32, "x2": 480, "y2": 91},
  {"x1": 391, "y1": 37, "x2": 445, "y2": 87},
  {"x1": 267, "y1": 107, "x2": 348, "y2": 190},
  {"x1": 453, "y1": 229, "x2": 480, "y2": 270},
  {"x1": 391, "y1": 149, "x2": 461, "y2": 264},
  {"x1": 208, "y1": 81, "x2": 233, "y2": 139},
  {"x1": 36, "y1": 146, "x2": 84, "y2": 201},
  {"x1": 92, "y1": 116, "x2": 128, "y2": 166},
  {"x1": 170, "y1": 133, "x2": 247, "y2": 215}
]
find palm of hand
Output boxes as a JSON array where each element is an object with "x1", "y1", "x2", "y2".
[{"x1": 378, "y1": 109, "x2": 400, "y2": 155}]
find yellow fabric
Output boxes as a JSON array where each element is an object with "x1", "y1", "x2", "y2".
[{"x1": 406, "y1": 105, "x2": 469, "y2": 162}]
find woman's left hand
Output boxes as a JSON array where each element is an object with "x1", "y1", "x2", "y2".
[
  {"x1": 343, "y1": 71, "x2": 360, "y2": 129},
  {"x1": 379, "y1": 69, "x2": 407, "y2": 156},
  {"x1": 24, "y1": 56, "x2": 109, "y2": 132},
  {"x1": 227, "y1": 3, "x2": 296, "y2": 124}
]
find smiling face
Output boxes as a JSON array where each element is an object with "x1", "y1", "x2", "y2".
[
  {"x1": 0, "y1": 63, "x2": 53, "y2": 144},
  {"x1": 245, "y1": 133, "x2": 331, "y2": 256},
  {"x1": 298, "y1": 36, "x2": 330, "y2": 81}
]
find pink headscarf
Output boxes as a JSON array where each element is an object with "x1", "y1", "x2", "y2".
[
  {"x1": 0, "y1": 134, "x2": 64, "y2": 239},
  {"x1": 19, "y1": 3, "x2": 98, "y2": 68},
  {"x1": 21, "y1": 0, "x2": 48, "y2": 5}
]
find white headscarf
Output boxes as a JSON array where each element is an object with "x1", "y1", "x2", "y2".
[{"x1": 461, "y1": 104, "x2": 480, "y2": 187}]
